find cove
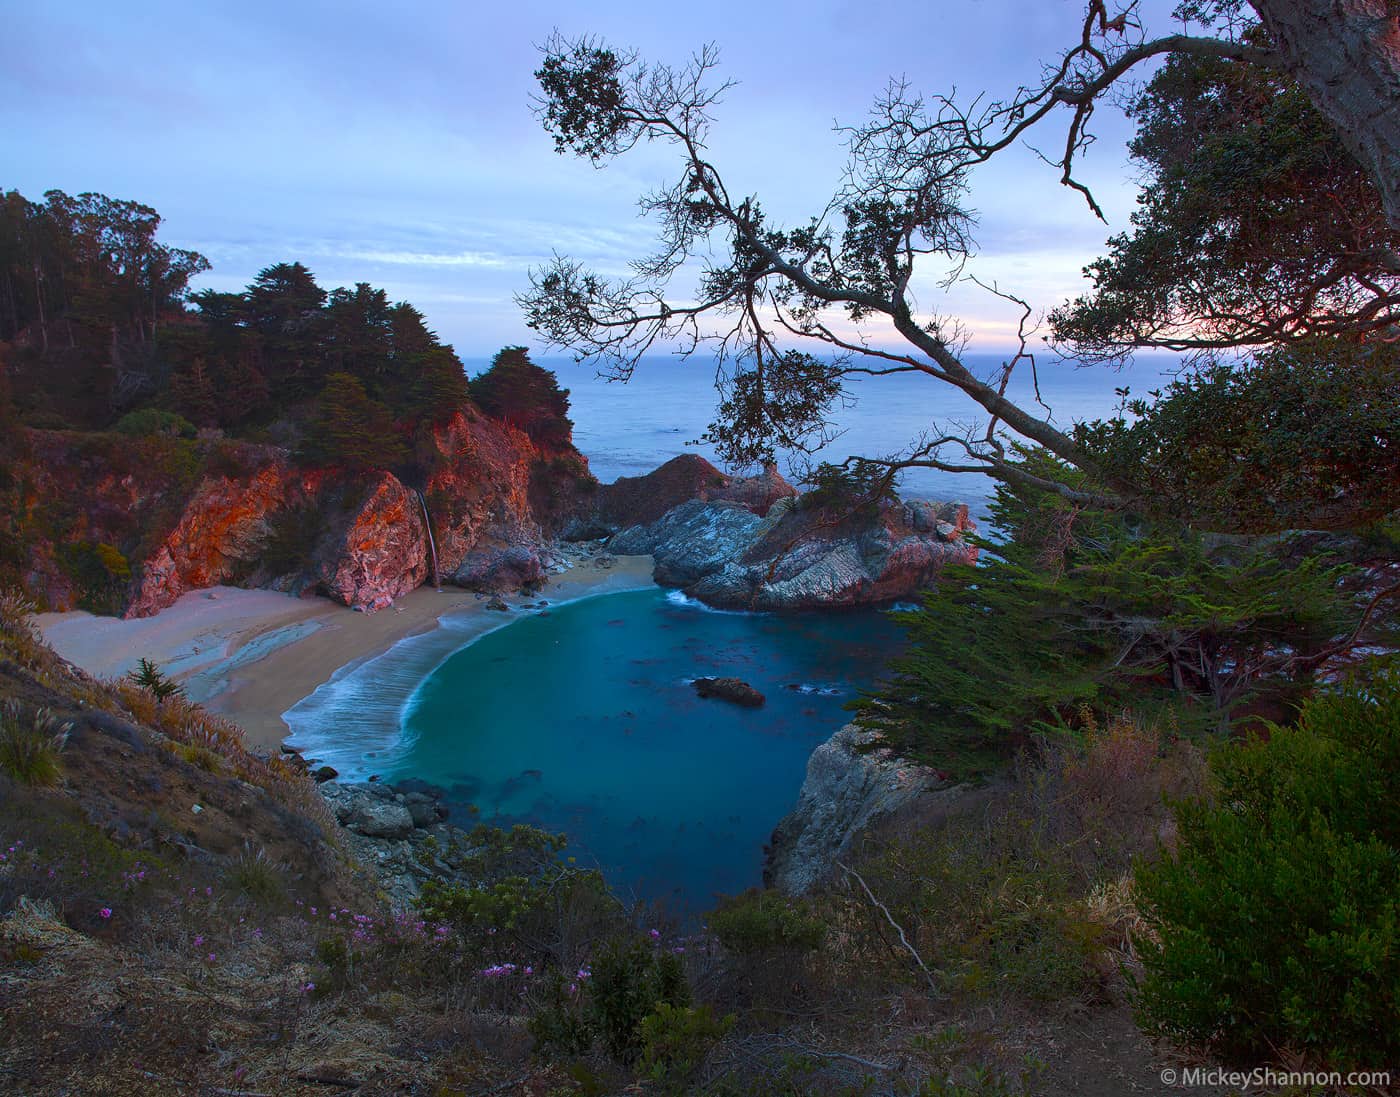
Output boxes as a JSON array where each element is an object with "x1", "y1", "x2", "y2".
[{"x1": 386, "y1": 588, "x2": 905, "y2": 909}]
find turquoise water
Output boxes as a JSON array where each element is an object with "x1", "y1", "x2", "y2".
[{"x1": 385, "y1": 588, "x2": 905, "y2": 909}]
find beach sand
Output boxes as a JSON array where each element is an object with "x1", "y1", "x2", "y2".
[{"x1": 34, "y1": 554, "x2": 656, "y2": 752}]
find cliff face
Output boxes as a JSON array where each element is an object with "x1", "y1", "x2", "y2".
[
  {"x1": 8, "y1": 410, "x2": 595, "y2": 618},
  {"x1": 764, "y1": 724, "x2": 956, "y2": 895}
]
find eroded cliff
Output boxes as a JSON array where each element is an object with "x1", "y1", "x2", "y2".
[{"x1": 4, "y1": 408, "x2": 595, "y2": 617}]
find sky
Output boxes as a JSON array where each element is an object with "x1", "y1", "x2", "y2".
[{"x1": 3, "y1": 0, "x2": 1185, "y2": 357}]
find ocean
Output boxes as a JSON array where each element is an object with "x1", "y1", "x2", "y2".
[{"x1": 462, "y1": 352, "x2": 1184, "y2": 524}]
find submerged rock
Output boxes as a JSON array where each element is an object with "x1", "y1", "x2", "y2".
[{"x1": 693, "y1": 676, "x2": 766, "y2": 708}]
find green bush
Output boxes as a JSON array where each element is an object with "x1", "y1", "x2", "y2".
[
  {"x1": 709, "y1": 889, "x2": 826, "y2": 955},
  {"x1": 59, "y1": 541, "x2": 132, "y2": 616},
  {"x1": 0, "y1": 704, "x2": 70, "y2": 787},
  {"x1": 531, "y1": 935, "x2": 691, "y2": 1065},
  {"x1": 639, "y1": 1001, "x2": 735, "y2": 1092},
  {"x1": 1133, "y1": 671, "x2": 1400, "y2": 1067},
  {"x1": 417, "y1": 823, "x2": 616, "y2": 957},
  {"x1": 588, "y1": 936, "x2": 690, "y2": 1063},
  {"x1": 228, "y1": 846, "x2": 285, "y2": 904},
  {"x1": 113, "y1": 408, "x2": 196, "y2": 438}
]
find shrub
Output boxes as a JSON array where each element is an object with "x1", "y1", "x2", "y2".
[
  {"x1": 639, "y1": 1001, "x2": 735, "y2": 1092},
  {"x1": 1133, "y1": 671, "x2": 1400, "y2": 1067},
  {"x1": 58, "y1": 541, "x2": 132, "y2": 615},
  {"x1": 227, "y1": 846, "x2": 285, "y2": 905},
  {"x1": 113, "y1": 407, "x2": 196, "y2": 438},
  {"x1": 0, "y1": 703, "x2": 70, "y2": 787},
  {"x1": 799, "y1": 459, "x2": 897, "y2": 516},
  {"x1": 586, "y1": 936, "x2": 690, "y2": 1063},
  {"x1": 709, "y1": 889, "x2": 826, "y2": 955},
  {"x1": 417, "y1": 823, "x2": 618, "y2": 959},
  {"x1": 257, "y1": 503, "x2": 323, "y2": 578},
  {"x1": 129, "y1": 657, "x2": 185, "y2": 702},
  {"x1": 531, "y1": 934, "x2": 691, "y2": 1065}
]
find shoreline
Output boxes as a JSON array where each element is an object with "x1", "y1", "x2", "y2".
[{"x1": 34, "y1": 553, "x2": 657, "y2": 753}]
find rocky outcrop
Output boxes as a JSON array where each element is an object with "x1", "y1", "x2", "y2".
[
  {"x1": 567, "y1": 454, "x2": 797, "y2": 539},
  {"x1": 764, "y1": 724, "x2": 952, "y2": 895},
  {"x1": 319, "y1": 780, "x2": 471, "y2": 907},
  {"x1": 693, "y1": 676, "x2": 766, "y2": 707},
  {"x1": 611, "y1": 495, "x2": 977, "y2": 611},
  {"x1": 126, "y1": 460, "x2": 295, "y2": 617},
  {"x1": 421, "y1": 409, "x2": 600, "y2": 592},
  {"x1": 312, "y1": 473, "x2": 429, "y2": 612}
]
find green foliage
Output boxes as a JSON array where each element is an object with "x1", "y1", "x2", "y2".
[
  {"x1": 129, "y1": 657, "x2": 185, "y2": 702},
  {"x1": 701, "y1": 351, "x2": 843, "y2": 468},
  {"x1": 113, "y1": 408, "x2": 196, "y2": 439},
  {"x1": 1133, "y1": 672, "x2": 1400, "y2": 1067},
  {"x1": 255, "y1": 503, "x2": 323, "y2": 579},
  {"x1": 469, "y1": 346, "x2": 574, "y2": 448},
  {"x1": 417, "y1": 824, "x2": 616, "y2": 956},
  {"x1": 639, "y1": 1001, "x2": 735, "y2": 1092},
  {"x1": 58, "y1": 541, "x2": 132, "y2": 616},
  {"x1": 855, "y1": 448, "x2": 1365, "y2": 778},
  {"x1": 528, "y1": 973, "x2": 597, "y2": 1058},
  {"x1": 0, "y1": 703, "x2": 70, "y2": 787},
  {"x1": 1076, "y1": 340, "x2": 1400, "y2": 531},
  {"x1": 227, "y1": 846, "x2": 285, "y2": 905},
  {"x1": 529, "y1": 935, "x2": 693, "y2": 1067},
  {"x1": 587, "y1": 936, "x2": 690, "y2": 1062},
  {"x1": 298, "y1": 372, "x2": 411, "y2": 471},
  {"x1": 798, "y1": 459, "x2": 897, "y2": 517},
  {"x1": 1050, "y1": 36, "x2": 1399, "y2": 359},
  {"x1": 708, "y1": 889, "x2": 826, "y2": 955}
]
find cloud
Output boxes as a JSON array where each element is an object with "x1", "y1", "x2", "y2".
[{"x1": 333, "y1": 248, "x2": 511, "y2": 269}]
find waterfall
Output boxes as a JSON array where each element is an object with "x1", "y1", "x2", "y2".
[{"x1": 416, "y1": 490, "x2": 441, "y2": 590}]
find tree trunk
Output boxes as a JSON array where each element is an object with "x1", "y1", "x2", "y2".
[
  {"x1": 1251, "y1": 0, "x2": 1400, "y2": 230},
  {"x1": 32, "y1": 263, "x2": 47, "y2": 354}
]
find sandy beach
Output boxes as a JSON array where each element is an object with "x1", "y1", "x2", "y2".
[{"x1": 35, "y1": 554, "x2": 657, "y2": 752}]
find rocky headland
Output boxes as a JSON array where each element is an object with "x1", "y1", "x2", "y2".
[{"x1": 577, "y1": 454, "x2": 979, "y2": 611}]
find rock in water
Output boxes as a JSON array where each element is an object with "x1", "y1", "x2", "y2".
[
  {"x1": 611, "y1": 495, "x2": 978, "y2": 611},
  {"x1": 692, "y1": 676, "x2": 766, "y2": 708}
]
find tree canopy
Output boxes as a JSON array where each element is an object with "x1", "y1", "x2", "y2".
[
  {"x1": 469, "y1": 346, "x2": 575, "y2": 450},
  {"x1": 520, "y1": 2, "x2": 1399, "y2": 533},
  {"x1": 0, "y1": 190, "x2": 487, "y2": 478}
]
